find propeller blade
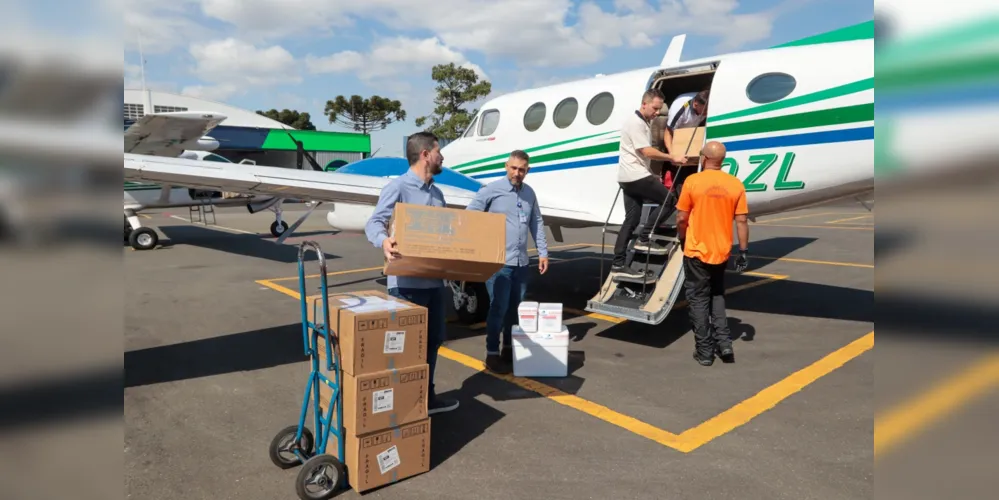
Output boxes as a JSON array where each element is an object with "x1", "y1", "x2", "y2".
[{"x1": 275, "y1": 201, "x2": 322, "y2": 244}]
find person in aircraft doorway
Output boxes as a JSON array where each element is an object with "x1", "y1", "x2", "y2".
[
  {"x1": 611, "y1": 88, "x2": 687, "y2": 279},
  {"x1": 663, "y1": 90, "x2": 709, "y2": 198}
]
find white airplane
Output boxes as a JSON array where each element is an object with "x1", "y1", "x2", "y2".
[
  {"x1": 122, "y1": 111, "x2": 299, "y2": 250},
  {"x1": 124, "y1": 21, "x2": 877, "y2": 323}
]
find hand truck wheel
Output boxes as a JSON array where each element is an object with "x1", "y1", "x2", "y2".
[
  {"x1": 269, "y1": 425, "x2": 315, "y2": 469},
  {"x1": 295, "y1": 454, "x2": 346, "y2": 500}
]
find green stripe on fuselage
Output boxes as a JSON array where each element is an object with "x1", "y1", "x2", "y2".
[
  {"x1": 462, "y1": 141, "x2": 619, "y2": 175},
  {"x1": 707, "y1": 103, "x2": 874, "y2": 139},
  {"x1": 451, "y1": 130, "x2": 616, "y2": 171},
  {"x1": 708, "y1": 78, "x2": 874, "y2": 123},
  {"x1": 772, "y1": 20, "x2": 874, "y2": 48}
]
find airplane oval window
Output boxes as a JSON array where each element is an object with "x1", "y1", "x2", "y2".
[
  {"x1": 523, "y1": 102, "x2": 546, "y2": 132},
  {"x1": 553, "y1": 97, "x2": 578, "y2": 129},
  {"x1": 586, "y1": 92, "x2": 615, "y2": 125},
  {"x1": 478, "y1": 109, "x2": 500, "y2": 136},
  {"x1": 746, "y1": 73, "x2": 797, "y2": 104}
]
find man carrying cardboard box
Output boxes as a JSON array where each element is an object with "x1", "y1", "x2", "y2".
[
  {"x1": 465, "y1": 150, "x2": 550, "y2": 374},
  {"x1": 611, "y1": 89, "x2": 688, "y2": 279},
  {"x1": 364, "y1": 131, "x2": 460, "y2": 415}
]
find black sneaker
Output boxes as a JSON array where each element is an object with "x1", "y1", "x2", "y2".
[
  {"x1": 634, "y1": 239, "x2": 667, "y2": 254},
  {"x1": 485, "y1": 354, "x2": 511, "y2": 375},
  {"x1": 428, "y1": 395, "x2": 459, "y2": 415},
  {"x1": 693, "y1": 351, "x2": 714, "y2": 366},
  {"x1": 716, "y1": 345, "x2": 735, "y2": 363},
  {"x1": 610, "y1": 264, "x2": 644, "y2": 279}
]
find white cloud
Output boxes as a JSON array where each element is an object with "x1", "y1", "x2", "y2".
[
  {"x1": 176, "y1": 38, "x2": 299, "y2": 101},
  {"x1": 124, "y1": 1, "x2": 211, "y2": 54},
  {"x1": 306, "y1": 37, "x2": 488, "y2": 82},
  {"x1": 193, "y1": 0, "x2": 783, "y2": 69}
]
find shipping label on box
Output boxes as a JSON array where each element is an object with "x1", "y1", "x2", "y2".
[
  {"x1": 538, "y1": 302, "x2": 563, "y2": 333},
  {"x1": 310, "y1": 290, "x2": 428, "y2": 376},
  {"x1": 670, "y1": 126, "x2": 705, "y2": 159},
  {"x1": 322, "y1": 364, "x2": 429, "y2": 436},
  {"x1": 320, "y1": 417, "x2": 431, "y2": 494},
  {"x1": 349, "y1": 419, "x2": 431, "y2": 493},
  {"x1": 383, "y1": 203, "x2": 506, "y2": 282},
  {"x1": 517, "y1": 301, "x2": 539, "y2": 333}
]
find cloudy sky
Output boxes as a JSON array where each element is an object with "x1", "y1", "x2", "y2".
[{"x1": 120, "y1": 0, "x2": 871, "y2": 156}]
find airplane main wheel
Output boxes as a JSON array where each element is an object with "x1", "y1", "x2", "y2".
[
  {"x1": 454, "y1": 282, "x2": 489, "y2": 324},
  {"x1": 129, "y1": 227, "x2": 158, "y2": 250},
  {"x1": 271, "y1": 220, "x2": 289, "y2": 237}
]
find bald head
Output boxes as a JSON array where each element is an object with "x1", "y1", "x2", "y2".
[{"x1": 702, "y1": 141, "x2": 727, "y2": 169}]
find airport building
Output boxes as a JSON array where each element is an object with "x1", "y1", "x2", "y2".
[{"x1": 123, "y1": 89, "x2": 370, "y2": 170}]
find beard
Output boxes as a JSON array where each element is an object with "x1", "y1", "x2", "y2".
[{"x1": 431, "y1": 161, "x2": 443, "y2": 175}]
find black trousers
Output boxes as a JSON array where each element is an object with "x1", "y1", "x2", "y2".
[
  {"x1": 612, "y1": 175, "x2": 673, "y2": 266},
  {"x1": 683, "y1": 256, "x2": 732, "y2": 356}
]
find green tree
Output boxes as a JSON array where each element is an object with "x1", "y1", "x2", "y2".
[
  {"x1": 255, "y1": 109, "x2": 316, "y2": 130},
  {"x1": 415, "y1": 63, "x2": 492, "y2": 141},
  {"x1": 324, "y1": 95, "x2": 406, "y2": 134}
]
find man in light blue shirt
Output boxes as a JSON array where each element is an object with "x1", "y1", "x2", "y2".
[
  {"x1": 364, "y1": 131, "x2": 459, "y2": 415},
  {"x1": 465, "y1": 150, "x2": 549, "y2": 374}
]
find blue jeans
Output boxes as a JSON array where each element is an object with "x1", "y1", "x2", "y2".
[
  {"x1": 388, "y1": 286, "x2": 446, "y2": 399},
  {"x1": 484, "y1": 265, "x2": 531, "y2": 355}
]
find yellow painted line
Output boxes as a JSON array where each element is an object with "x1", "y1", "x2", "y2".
[
  {"x1": 676, "y1": 331, "x2": 874, "y2": 452},
  {"x1": 139, "y1": 214, "x2": 151, "y2": 219},
  {"x1": 827, "y1": 214, "x2": 873, "y2": 224},
  {"x1": 256, "y1": 279, "x2": 306, "y2": 299},
  {"x1": 756, "y1": 212, "x2": 866, "y2": 224},
  {"x1": 674, "y1": 273, "x2": 788, "y2": 310},
  {"x1": 565, "y1": 307, "x2": 626, "y2": 324},
  {"x1": 437, "y1": 347, "x2": 685, "y2": 447},
  {"x1": 257, "y1": 274, "x2": 869, "y2": 453},
  {"x1": 752, "y1": 256, "x2": 874, "y2": 269},
  {"x1": 751, "y1": 223, "x2": 873, "y2": 231},
  {"x1": 874, "y1": 352, "x2": 999, "y2": 459}
]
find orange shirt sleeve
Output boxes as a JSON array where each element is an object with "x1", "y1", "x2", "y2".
[
  {"x1": 676, "y1": 180, "x2": 693, "y2": 212},
  {"x1": 734, "y1": 186, "x2": 748, "y2": 215}
]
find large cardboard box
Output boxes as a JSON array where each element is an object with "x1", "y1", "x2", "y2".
[
  {"x1": 671, "y1": 126, "x2": 706, "y2": 159},
  {"x1": 308, "y1": 291, "x2": 428, "y2": 376},
  {"x1": 384, "y1": 203, "x2": 506, "y2": 282},
  {"x1": 320, "y1": 364, "x2": 429, "y2": 435},
  {"x1": 322, "y1": 418, "x2": 432, "y2": 493}
]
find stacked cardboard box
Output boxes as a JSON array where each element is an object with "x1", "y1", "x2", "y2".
[{"x1": 310, "y1": 290, "x2": 432, "y2": 493}]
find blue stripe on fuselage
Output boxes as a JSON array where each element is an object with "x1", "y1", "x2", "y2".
[
  {"x1": 468, "y1": 127, "x2": 874, "y2": 179},
  {"x1": 335, "y1": 157, "x2": 484, "y2": 192}
]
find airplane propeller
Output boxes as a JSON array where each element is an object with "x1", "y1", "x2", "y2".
[{"x1": 274, "y1": 131, "x2": 326, "y2": 244}]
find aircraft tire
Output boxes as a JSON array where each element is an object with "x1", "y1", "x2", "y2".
[
  {"x1": 129, "y1": 227, "x2": 158, "y2": 250},
  {"x1": 270, "y1": 220, "x2": 289, "y2": 238},
  {"x1": 455, "y1": 282, "x2": 489, "y2": 324}
]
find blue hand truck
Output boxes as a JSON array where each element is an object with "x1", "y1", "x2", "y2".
[{"x1": 268, "y1": 241, "x2": 347, "y2": 500}]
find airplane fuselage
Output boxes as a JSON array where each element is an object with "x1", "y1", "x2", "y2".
[{"x1": 437, "y1": 38, "x2": 874, "y2": 225}]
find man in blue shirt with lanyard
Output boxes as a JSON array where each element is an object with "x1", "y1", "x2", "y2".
[
  {"x1": 466, "y1": 150, "x2": 549, "y2": 374},
  {"x1": 364, "y1": 131, "x2": 459, "y2": 415}
]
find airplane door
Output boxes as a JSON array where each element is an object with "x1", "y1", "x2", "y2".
[{"x1": 705, "y1": 41, "x2": 874, "y2": 215}]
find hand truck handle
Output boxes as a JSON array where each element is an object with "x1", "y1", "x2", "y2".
[{"x1": 297, "y1": 241, "x2": 330, "y2": 361}]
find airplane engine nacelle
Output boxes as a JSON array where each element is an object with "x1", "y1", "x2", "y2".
[
  {"x1": 198, "y1": 136, "x2": 220, "y2": 150},
  {"x1": 325, "y1": 203, "x2": 376, "y2": 233},
  {"x1": 246, "y1": 196, "x2": 282, "y2": 214}
]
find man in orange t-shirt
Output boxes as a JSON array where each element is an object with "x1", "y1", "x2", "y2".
[{"x1": 675, "y1": 141, "x2": 750, "y2": 366}]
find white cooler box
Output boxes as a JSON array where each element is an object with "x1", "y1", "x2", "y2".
[{"x1": 511, "y1": 324, "x2": 569, "y2": 377}]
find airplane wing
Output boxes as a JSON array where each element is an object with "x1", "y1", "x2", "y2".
[
  {"x1": 123, "y1": 112, "x2": 227, "y2": 157},
  {"x1": 123, "y1": 153, "x2": 600, "y2": 225}
]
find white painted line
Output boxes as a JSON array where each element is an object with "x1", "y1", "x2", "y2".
[{"x1": 168, "y1": 215, "x2": 259, "y2": 235}]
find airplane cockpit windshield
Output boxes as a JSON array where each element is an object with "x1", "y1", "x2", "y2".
[{"x1": 202, "y1": 153, "x2": 232, "y2": 163}]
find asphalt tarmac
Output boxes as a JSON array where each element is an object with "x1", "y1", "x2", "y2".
[{"x1": 124, "y1": 198, "x2": 874, "y2": 500}]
